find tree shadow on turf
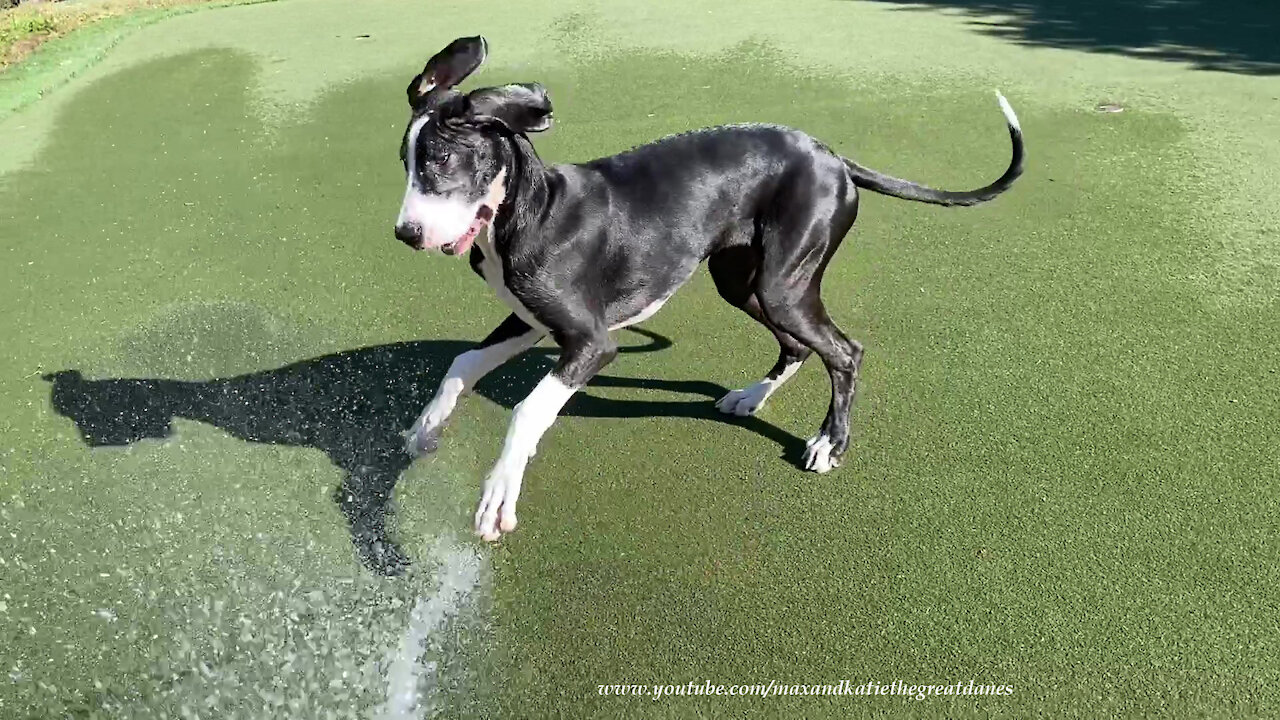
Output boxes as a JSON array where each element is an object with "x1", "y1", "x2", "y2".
[
  {"x1": 858, "y1": 0, "x2": 1280, "y2": 75},
  {"x1": 42, "y1": 328, "x2": 803, "y2": 576}
]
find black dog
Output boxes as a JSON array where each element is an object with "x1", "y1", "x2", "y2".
[{"x1": 395, "y1": 37, "x2": 1024, "y2": 541}]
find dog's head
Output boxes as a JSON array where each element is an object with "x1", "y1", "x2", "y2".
[
  {"x1": 394, "y1": 36, "x2": 553, "y2": 255},
  {"x1": 44, "y1": 370, "x2": 176, "y2": 446}
]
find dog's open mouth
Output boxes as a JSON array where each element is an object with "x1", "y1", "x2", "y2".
[{"x1": 441, "y1": 205, "x2": 495, "y2": 256}]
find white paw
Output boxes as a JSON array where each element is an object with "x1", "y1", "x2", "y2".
[
  {"x1": 403, "y1": 421, "x2": 443, "y2": 456},
  {"x1": 473, "y1": 466, "x2": 522, "y2": 542},
  {"x1": 715, "y1": 382, "x2": 771, "y2": 417},
  {"x1": 801, "y1": 433, "x2": 839, "y2": 473}
]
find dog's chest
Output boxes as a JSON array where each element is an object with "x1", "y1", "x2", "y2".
[{"x1": 473, "y1": 233, "x2": 546, "y2": 331}]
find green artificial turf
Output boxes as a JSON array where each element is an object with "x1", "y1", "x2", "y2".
[{"x1": 1, "y1": 0, "x2": 1278, "y2": 717}]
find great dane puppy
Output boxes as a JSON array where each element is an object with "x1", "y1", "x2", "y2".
[{"x1": 394, "y1": 37, "x2": 1024, "y2": 541}]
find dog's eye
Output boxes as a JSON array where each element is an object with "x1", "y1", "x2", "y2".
[{"x1": 434, "y1": 151, "x2": 452, "y2": 166}]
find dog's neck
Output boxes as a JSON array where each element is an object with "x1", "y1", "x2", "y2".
[{"x1": 491, "y1": 132, "x2": 551, "y2": 250}]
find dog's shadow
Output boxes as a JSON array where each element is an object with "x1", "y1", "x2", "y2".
[{"x1": 43, "y1": 328, "x2": 801, "y2": 575}]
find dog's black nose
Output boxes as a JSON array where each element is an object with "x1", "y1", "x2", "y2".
[{"x1": 394, "y1": 222, "x2": 421, "y2": 246}]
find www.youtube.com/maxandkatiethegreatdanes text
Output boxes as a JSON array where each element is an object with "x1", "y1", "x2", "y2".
[{"x1": 597, "y1": 679, "x2": 1015, "y2": 701}]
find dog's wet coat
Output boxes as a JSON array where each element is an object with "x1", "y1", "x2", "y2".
[{"x1": 396, "y1": 36, "x2": 1025, "y2": 542}]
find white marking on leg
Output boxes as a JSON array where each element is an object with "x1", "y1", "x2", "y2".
[
  {"x1": 421, "y1": 333, "x2": 541, "y2": 426},
  {"x1": 379, "y1": 537, "x2": 484, "y2": 720},
  {"x1": 474, "y1": 374, "x2": 577, "y2": 540},
  {"x1": 407, "y1": 330, "x2": 542, "y2": 452},
  {"x1": 715, "y1": 359, "x2": 803, "y2": 416},
  {"x1": 801, "y1": 432, "x2": 836, "y2": 473}
]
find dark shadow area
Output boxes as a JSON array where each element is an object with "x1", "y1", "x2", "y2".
[
  {"x1": 43, "y1": 329, "x2": 802, "y2": 575},
  {"x1": 860, "y1": 0, "x2": 1280, "y2": 75}
]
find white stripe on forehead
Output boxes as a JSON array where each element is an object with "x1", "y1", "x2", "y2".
[{"x1": 405, "y1": 113, "x2": 432, "y2": 188}]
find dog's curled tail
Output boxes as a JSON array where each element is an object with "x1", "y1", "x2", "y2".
[{"x1": 843, "y1": 91, "x2": 1024, "y2": 207}]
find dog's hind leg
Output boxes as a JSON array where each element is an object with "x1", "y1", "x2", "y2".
[
  {"x1": 755, "y1": 178, "x2": 862, "y2": 472},
  {"x1": 405, "y1": 313, "x2": 543, "y2": 456},
  {"x1": 708, "y1": 246, "x2": 811, "y2": 417}
]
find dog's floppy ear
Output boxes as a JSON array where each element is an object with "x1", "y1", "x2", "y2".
[
  {"x1": 465, "y1": 83, "x2": 555, "y2": 134},
  {"x1": 407, "y1": 36, "x2": 488, "y2": 106},
  {"x1": 464, "y1": 83, "x2": 553, "y2": 134}
]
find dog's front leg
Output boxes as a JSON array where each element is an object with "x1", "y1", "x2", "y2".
[
  {"x1": 474, "y1": 333, "x2": 617, "y2": 541},
  {"x1": 405, "y1": 314, "x2": 542, "y2": 456}
]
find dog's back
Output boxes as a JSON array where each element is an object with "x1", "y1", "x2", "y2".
[{"x1": 549, "y1": 124, "x2": 847, "y2": 259}]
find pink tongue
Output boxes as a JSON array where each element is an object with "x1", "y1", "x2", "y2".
[{"x1": 450, "y1": 219, "x2": 484, "y2": 256}]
